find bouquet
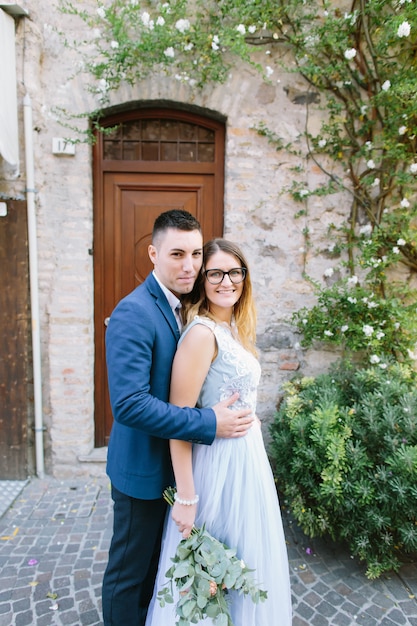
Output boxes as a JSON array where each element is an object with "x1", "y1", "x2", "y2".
[{"x1": 157, "y1": 487, "x2": 267, "y2": 626}]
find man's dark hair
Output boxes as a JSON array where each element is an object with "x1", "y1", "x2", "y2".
[{"x1": 152, "y1": 210, "x2": 201, "y2": 242}]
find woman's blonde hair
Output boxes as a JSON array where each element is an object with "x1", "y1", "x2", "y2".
[{"x1": 182, "y1": 238, "x2": 257, "y2": 355}]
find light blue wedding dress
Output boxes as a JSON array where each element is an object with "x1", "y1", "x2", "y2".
[{"x1": 145, "y1": 316, "x2": 292, "y2": 626}]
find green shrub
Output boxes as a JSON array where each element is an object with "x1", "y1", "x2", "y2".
[{"x1": 269, "y1": 360, "x2": 417, "y2": 579}]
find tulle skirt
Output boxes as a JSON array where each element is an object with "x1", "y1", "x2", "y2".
[{"x1": 145, "y1": 422, "x2": 292, "y2": 626}]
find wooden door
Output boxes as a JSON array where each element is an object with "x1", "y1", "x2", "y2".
[
  {"x1": 0, "y1": 200, "x2": 31, "y2": 478},
  {"x1": 93, "y1": 109, "x2": 225, "y2": 446}
]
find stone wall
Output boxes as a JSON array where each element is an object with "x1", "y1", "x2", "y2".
[{"x1": 1, "y1": 1, "x2": 349, "y2": 477}]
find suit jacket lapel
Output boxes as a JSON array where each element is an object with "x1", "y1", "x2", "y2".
[{"x1": 146, "y1": 274, "x2": 181, "y2": 340}]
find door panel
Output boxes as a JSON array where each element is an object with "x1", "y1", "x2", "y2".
[
  {"x1": 109, "y1": 174, "x2": 212, "y2": 301},
  {"x1": 0, "y1": 201, "x2": 30, "y2": 478},
  {"x1": 93, "y1": 110, "x2": 225, "y2": 446}
]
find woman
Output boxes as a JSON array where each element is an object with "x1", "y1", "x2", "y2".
[{"x1": 145, "y1": 239, "x2": 292, "y2": 625}]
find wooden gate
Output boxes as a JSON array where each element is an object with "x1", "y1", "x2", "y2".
[
  {"x1": 93, "y1": 108, "x2": 225, "y2": 446},
  {"x1": 0, "y1": 200, "x2": 31, "y2": 479}
]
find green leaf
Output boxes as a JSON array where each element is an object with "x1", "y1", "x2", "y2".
[
  {"x1": 182, "y1": 599, "x2": 197, "y2": 619},
  {"x1": 179, "y1": 576, "x2": 195, "y2": 593},
  {"x1": 196, "y1": 592, "x2": 209, "y2": 609},
  {"x1": 214, "y1": 613, "x2": 229, "y2": 626},
  {"x1": 206, "y1": 602, "x2": 221, "y2": 618},
  {"x1": 173, "y1": 561, "x2": 192, "y2": 578}
]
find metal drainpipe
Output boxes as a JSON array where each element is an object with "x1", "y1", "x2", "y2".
[{"x1": 23, "y1": 93, "x2": 45, "y2": 479}]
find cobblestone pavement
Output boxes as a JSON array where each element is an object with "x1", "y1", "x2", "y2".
[{"x1": 0, "y1": 477, "x2": 416, "y2": 626}]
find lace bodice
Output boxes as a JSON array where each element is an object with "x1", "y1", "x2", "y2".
[{"x1": 179, "y1": 315, "x2": 261, "y2": 415}]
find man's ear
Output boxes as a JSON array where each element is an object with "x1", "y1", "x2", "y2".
[{"x1": 148, "y1": 244, "x2": 157, "y2": 265}]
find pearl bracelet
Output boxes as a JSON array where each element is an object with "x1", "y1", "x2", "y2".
[{"x1": 174, "y1": 493, "x2": 199, "y2": 506}]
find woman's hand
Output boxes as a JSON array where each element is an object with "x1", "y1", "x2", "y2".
[{"x1": 172, "y1": 501, "x2": 197, "y2": 539}]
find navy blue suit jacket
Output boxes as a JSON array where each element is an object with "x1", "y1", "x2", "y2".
[{"x1": 105, "y1": 273, "x2": 216, "y2": 499}]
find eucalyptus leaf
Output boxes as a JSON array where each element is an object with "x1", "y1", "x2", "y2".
[
  {"x1": 196, "y1": 592, "x2": 209, "y2": 609},
  {"x1": 173, "y1": 561, "x2": 192, "y2": 578},
  {"x1": 205, "y1": 602, "x2": 222, "y2": 618},
  {"x1": 177, "y1": 544, "x2": 193, "y2": 560},
  {"x1": 179, "y1": 576, "x2": 194, "y2": 593},
  {"x1": 182, "y1": 599, "x2": 197, "y2": 619},
  {"x1": 195, "y1": 563, "x2": 211, "y2": 580},
  {"x1": 214, "y1": 613, "x2": 229, "y2": 626},
  {"x1": 197, "y1": 578, "x2": 211, "y2": 597},
  {"x1": 210, "y1": 560, "x2": 228, "y2": 580},
  {"x1": 223, "y1": 571, "x2": 237, "y2": 588}
]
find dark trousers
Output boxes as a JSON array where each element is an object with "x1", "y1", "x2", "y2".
[{"x1": 102, "y1": 485, "x2": 167, "y2": 626}]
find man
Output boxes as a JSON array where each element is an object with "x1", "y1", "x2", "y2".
[{"x1": 102, "y1": 210, "x2": 253, "y2": 626}]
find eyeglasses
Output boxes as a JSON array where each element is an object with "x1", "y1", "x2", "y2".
[{"x1": 204, "y1": 268, "x2": 247, "y2": 285}]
